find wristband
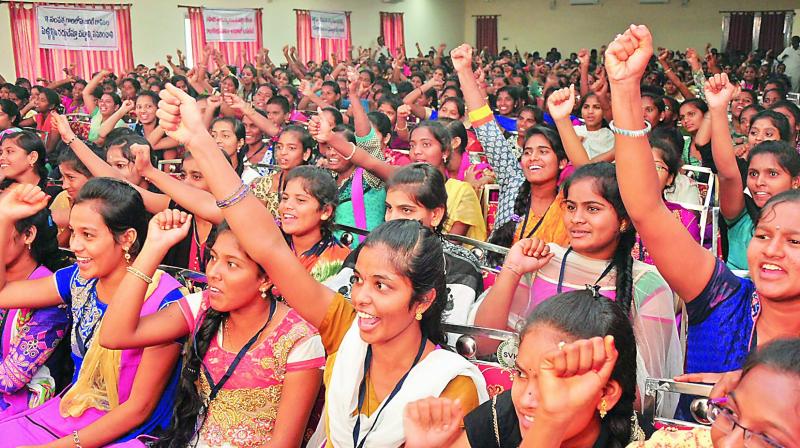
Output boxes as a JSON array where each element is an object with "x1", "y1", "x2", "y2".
[
  {"x1": 502, "y1": 263, "x2": 522, "y2": 277},
  {"x1": 66, "y1": 135, "x2": 78, "y2": 146},
  {"x1": 608, "y1": 120, "x2": 652, "y2": 138},
  {"x1": 468, "y1": 104, "x2": 493, "y2": 123}
]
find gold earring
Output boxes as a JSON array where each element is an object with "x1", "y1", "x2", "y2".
[
  {"x1": 124, "y1": 247, "x2": 131, "y2": 264},
  {"x1": 415, "y1": 308, "x2": 423, "y2": 321},
  {"x1": 619, "y1": 223, "x2": 627, "y2": 232},
  {"x1": 599, "y1": 398, "x2": 607, "y2": 419},
  {"x1": 260, "y1": 288, "x2": 268, "y2": 299}
]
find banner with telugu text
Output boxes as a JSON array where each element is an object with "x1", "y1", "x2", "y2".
[
  {"x1": 36, "y1": 6, "x2": 118, "y2": 51},
  {"x1": 203, "y1": 8, "x2": 257, "y2": 43},
  {"x1": 310, "y1": 10, "x2": 347, "y2": 40}
]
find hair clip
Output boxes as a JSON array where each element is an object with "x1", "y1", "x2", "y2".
[
  {"x1": 585, "y1": 284, "x2": 601, "y2": 298},
  {"x1": 510, "y1": 214, "x2": 521, "y2": 223}
]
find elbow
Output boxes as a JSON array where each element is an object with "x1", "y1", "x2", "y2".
[
  {"x1": 99, "y1": 330, "x2": 126, "y2": 350},
  {"x1": 120, "y1": 399, "x2": 156, "y2": 428}
]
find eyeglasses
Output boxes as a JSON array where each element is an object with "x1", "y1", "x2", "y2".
[{"x1": 708, "y1": 399, "x2": 785, "y2": 448}]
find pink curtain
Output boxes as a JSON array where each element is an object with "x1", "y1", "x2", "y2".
[
  {"x1": 476, "y1": 16, "x2": 498, "y2": 56},
  {"x1": 9, "y1": 2, "x2": 134, "y2": 82},
  {"x1": 187, "y1": 7, "x2": 263, "y2": 71},
  {"x1": 380, "y1": 12, "x2": 404, "y2": 58},
  {"x1": 296, "y1": 10, "x2": 352, "y2": 65},
  {"x1": 757, "y1": 11, "x2": 786, "y2": 53}
]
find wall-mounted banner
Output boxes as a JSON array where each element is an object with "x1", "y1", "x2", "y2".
[
  {"x1": 37, "y1": 6, "x2": 118, "y2": 50},
  {"x1": 310, "y1": 10, "x2": 347, "y2": 40},
  {"x1": 204, "y1": 9, "x2": 257, "y2": 42}
]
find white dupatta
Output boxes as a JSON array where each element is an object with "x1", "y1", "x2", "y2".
[{"x1": 326, "y1": 319, "x2": 488, "y2": 447}]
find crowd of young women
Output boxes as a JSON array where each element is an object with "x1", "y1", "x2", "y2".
[{"x1": 0, "y1": 22, "x2": 796, "y2": 448}]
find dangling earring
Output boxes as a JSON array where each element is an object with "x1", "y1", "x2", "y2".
[
  {"x1": 619, "y1": 223, "x2": 627, "y2": 232},
  {"x1": 415, "y1": 308, "x2": 423, "y2": 321},
  {"x1": 599, "y1": 398, "x2": 608, "y2": 419},
  {"x1": 123, "y1": 247, "x2": 131, "y2": 264},
  {"x1": 260, "y1": 287, "x2": 268, "y2": 300}
]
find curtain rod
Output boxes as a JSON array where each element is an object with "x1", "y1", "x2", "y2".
[
  {"x1": 0, "y1": 0, "x2": 132, "y2": 4},
  {"x1": 178, "y1": 5, "x2": 262, "y2": 10},
  {"x1": 719, "y1": 9, "x2": 792, "y2": 13},
  {"x1": 293, "y1": 8, "x2": 352, "y2": 13}
]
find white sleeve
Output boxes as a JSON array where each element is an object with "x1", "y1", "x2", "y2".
[{"x1": 286, "y1": 334, "x2": 326, "y2": 367}]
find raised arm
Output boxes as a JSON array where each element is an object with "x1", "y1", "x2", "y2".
[
  {"x1": 156, "y1": 83, "x2": 334, "y2": 328},
  {"x1": 0, "y1": 185, "x2": 64, "y2": 309},
  {"x1": 705, "y1": 73, "x2": 745, "y2": 220},
  {"x1": 52, "y1": 113, "x2": 125, "y2": 181},
  {"x1": 548, "y1": 85, "x2": 598, "y2": 168},
  {"x1": 220, "y1": 95, "x2": 277, "y2": 139},
  {"x1": 656, "y1": 50, "x2": 695, "y2": 101},
  {"x1": 346, "y1": 69, "x2": 373, "y2": 138},
  {"x1": 310, "y1": 114, "x2": 396, "y2": 182},
  {"x1": 83, "y1": 69, "x2": 111, "y2": 113},
  {"x1": 131, "y1": 144, "x2": 224, "y2": 224},
  {"x1": 100, "y1": 210, "x2": 192, "y2": 350},
  {"x1": 578, "y1": 49, "x2": 591, "y2": 98},
  {"x1": 97, "y1": 99, "x2": 134, "y2": 143},
  {"x1": 607, "y1": 25, "x2": 715, "y2": 301},
  {"x1": 474, "y1": 238, "x2": 554, "y2": 355}
]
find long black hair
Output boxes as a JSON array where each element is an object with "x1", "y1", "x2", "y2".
[
  {"x1": 360, "y1": 220, "x2": 448, "y2": 347},
  {"x1": 520, "y1": 290, "x2": 638, "y2": 448},
  {"x1": 158, "y1": 222, "x2": 271, "y2": 448},
  {"x1": 14, "y1": 209, "x2": 69, "y2": 272},
  {"x1": 386, "y1": 163, "x2": 449, "y2": 233},
  {"x1": 742, "y1": 338, "x2": 800, "y2": 379},
  {"x1": 210, "y1": 117, "x2": 246, "y2": 175},
  {"x1": 284, "y1": 165, "x2": 339, "y2": 239},
  {"x1": 73, "y1": 177, "x2": 148, "y2": 257},
  {"x1": 487, "y1": 126, "x2": 567, "y2": 265},
  {"x1": 561, "y1": 163, "x2": 637, "y2": 314},
  {"x1": 1, "y1": 130, "x2": 48, "y2": 186}
]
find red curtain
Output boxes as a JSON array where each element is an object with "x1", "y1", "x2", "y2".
[
  {"x1": 476, "y1": 16, "x2": 498, "y2": 56},
  {"x1": 380, "y1": 12, "x2": 404, "y2": 58},
  {"x1": 757, "y1": 12, "x2": 786, "y2": 52},
  {"x1": 726, "y1": 12, "x2": 755, "y2": 53},
  {"x1": 296, "y1": 10, "x2": 352, "y2": 65},
  {"x1": 188, "y1": 7, "x2": 263, "y2": 71},
  {"x1": 9, "y1": 2, "x2": 134, "y2": 82}
]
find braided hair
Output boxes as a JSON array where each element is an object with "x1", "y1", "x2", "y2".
[
  {"x1": 561, "y1": 163, "x2": 636, "y2": 314},
  {"x1": 487, "y1": 126, "x2": 567, "y2": 266},
  {"x1": 158, "y1": 223, "x2": 271, "y2": 447}
]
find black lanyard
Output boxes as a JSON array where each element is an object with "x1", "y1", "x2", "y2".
[
  {"x1": 520, "y1": 199, "x2": 555, "y2": 240},
  {"x1": 556, "y1": 247, "x2": 616, "y2": 294},
  {"x1": 246, "y1": 143, "x2": 267, "y2": 164},
  {"x1": 352, "y1": 334, "x2": 427, "y2": 448},
  {"x1": 199, "y1": 298, "x2": 276, "y2": 402}
]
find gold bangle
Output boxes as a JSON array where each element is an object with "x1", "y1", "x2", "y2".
[{"x1": 126, "y1": 266, "x2": 153, "y2": 284}]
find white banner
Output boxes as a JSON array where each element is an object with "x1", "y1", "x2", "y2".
[
  {"x1": 37, "y1": 6, "x2": 118, "y2": 50},
  {"x1": 310, "y1": 11, "x2": 347, "y2": 40},
  {"x1": 204, "y1": 9, "x2": 257, "y2": 43}
]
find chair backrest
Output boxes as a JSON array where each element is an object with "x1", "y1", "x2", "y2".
[
  {"x1": 672, "y1": 165, "x2": 718, "y2": 249},
  {"x1": 479, "y1": 183, "x2": 501, "y2": 234}
]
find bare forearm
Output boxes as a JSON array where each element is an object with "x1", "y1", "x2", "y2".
[{"x1": 554, "y1": 118, "x2": 590, "y2": 167}]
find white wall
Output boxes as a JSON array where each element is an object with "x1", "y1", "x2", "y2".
[
  {"x1": 0, "y1": 0, "x2": 465, "y2": 81},
  {"x1": 463, "y1": 0, "x2": 799, "y2": 56}
]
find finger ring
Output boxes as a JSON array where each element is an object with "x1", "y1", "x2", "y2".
[{"x1": 558, "y1": 341, "x2": 566, "y2": 351}]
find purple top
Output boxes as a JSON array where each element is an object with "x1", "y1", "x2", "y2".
[
  {"x1": 632, "y1": 201, "x2": 702, "y2": 265},
  {"x1": 0, "y1": 266, "x2": 69, "y2": 414}
]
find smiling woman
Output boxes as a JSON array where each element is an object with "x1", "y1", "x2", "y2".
[{"x1": 474, "y1": 163, "x2": 683, "y2": 413}]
